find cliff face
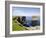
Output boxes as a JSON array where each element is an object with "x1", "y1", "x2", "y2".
[
  {"x1": 32, "y1": 16, "x2": 40, "y2": 26},
  {"x1": 13, "y1": 16, "x2": 26, "y2": 24},
  {"x1": 17, "y1": 16, "x2": 26, "y2": 24},
  {"x1": 32, "y1": 16, "x2": 40, "y2": 20}
]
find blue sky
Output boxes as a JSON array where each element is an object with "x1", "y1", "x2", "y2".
[{"x1": 12, "y1": 7, "x2": 40, "y2": 16}]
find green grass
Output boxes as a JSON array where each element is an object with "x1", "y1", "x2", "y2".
[{"x1": 12, "y1": 20, "x2": 28, "y2": 31}]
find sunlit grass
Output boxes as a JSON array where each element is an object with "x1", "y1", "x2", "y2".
[{"x1": 12, "y1": 19, "x2": 28, "y2": 31}]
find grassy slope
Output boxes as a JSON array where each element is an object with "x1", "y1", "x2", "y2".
[{"x1": 12, "y1": 20, "x2": 28, "y2": 31}]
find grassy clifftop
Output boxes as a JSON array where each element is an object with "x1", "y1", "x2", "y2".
[{"x1": 12, "y1": 19, "x2": 28, "y2": 31}]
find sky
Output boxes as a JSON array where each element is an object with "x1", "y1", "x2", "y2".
[{"x1": 12, "y1": 7, "x2": 40, "y2": 16}]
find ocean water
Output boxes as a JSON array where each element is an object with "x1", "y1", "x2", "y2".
[
  {"x1": 23, "y1": 16, "x2": 40, "y2": 27},
  {"x1": 23, "y1": 16, "x2": 32, "y2": 27}
]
